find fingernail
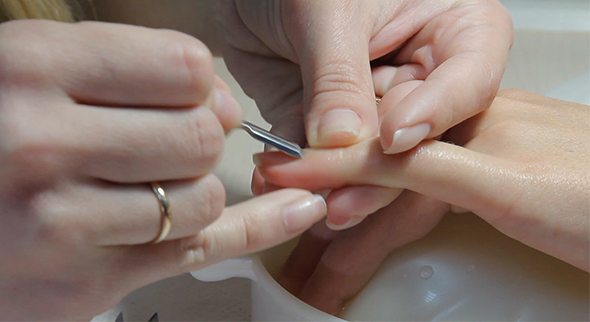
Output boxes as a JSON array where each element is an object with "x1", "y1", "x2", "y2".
[
  {"x1": 282, "y1": 194, "x2": 327, "y2": 233},
  {"x1": 325, "y1": 216, "x2": 364, "y2": 231},
  {"x1": 384, "y1": 123, "x2": 430, "y2": 154},
  {"x1": 213, "y1": 88, "x2": 242, "y2": 128},
  {"x1": 317, "y1": 108, "x2": 362, "y2": 145}
]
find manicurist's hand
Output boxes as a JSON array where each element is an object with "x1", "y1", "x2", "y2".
[
  {"x1": 255, "y1": 89, "x2": 590, "y2": 313},
  {"x1": 220, "y1": 0, "x2": 513, "y2": 227},
  {"x1": 0, "y1": 20, "x2": 326, "y2": 320}
]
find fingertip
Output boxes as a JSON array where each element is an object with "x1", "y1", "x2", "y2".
[
  {"x1": 325, "y1": 216, "x2": 365, "y2": 231},
  {"x1": 282, "y1": 194, "x2": 327, "y2": 234},
  {"x1": 382, "y1": 123, "x2": 431, "y2": 154},
  {"x1": 251, "y1": 167, "x2": 264, "y2": 196},
  {"x1": 213, "y1": 87, "x2": 242, "y2": 132},
  {"x1": 324, "y1": 185, "x2": 403, "y2": 230},
  {"x1": 299, "y1": 286, "x2": 346, "y2": 316}
]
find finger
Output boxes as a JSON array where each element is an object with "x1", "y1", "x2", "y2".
[
  {"x1": 324, "y1": 185, "x2": 403, "y2": 230},
  {"x1": 69, "y1": 175, "x2": 225, "y2": 246},
  {"x1": 285, "y1": 1, "x2": 379, "y2": 147},
  {"x1": 190, "y1": 189, "x2": 326, "y2": 262},
  {"x1": 183, "y1": 189, "x2": 326, "y2": 270},
  {"x1": 254, "y1": 139, "x2": 387, "y2": 191},
  {"x1": 372, "y1": 65, "x2": 428, "y2": 98},
  {"x1": 62, "y1": 103, "x2": 230, "y2": 182},
  {"x1": 5, "y1": 20, "x2": 216, "y2": 106},
  {"x1": 115, "y1": 189, "x2": 327, "y2": 287},
  {"x1": 375, "y1": 79, "x2": 423, "y2": 124},
  {"x1": 276, "y1": 221, "x2": 338, "y2": 295},
  {"x1": 298, "y1": 192, "x2": 448, "y2": 314},
  {"x1": 255, "y1": 138, "x2": 525, "y2": 218},
  {"x1": 261, "y1": 181, "x2": 284, "y2": 195},
  {"x1": 379, "y1": 3, "x2": 513, "y2": 153},
  {"x1": 211, "y1": 79, "x2": 244, "y2": 134},
  {"x1": 251, "y1": 167, "x2": 264, "y2": 196}
]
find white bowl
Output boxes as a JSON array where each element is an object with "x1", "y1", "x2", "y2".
[
  {"x1": 192, "y1": 212, "x2": 589, "y2": 321},
  {"x1": 191, "y1": 243, "x2": 343, "y2": 321}
]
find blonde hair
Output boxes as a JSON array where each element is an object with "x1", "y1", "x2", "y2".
[{"x1": 0, "y1": 0, "x2": 81, "y2": 23}]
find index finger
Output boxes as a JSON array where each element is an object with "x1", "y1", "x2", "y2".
[
  {"x1": 254, "y1": 137, "x2": 520, "y2": 217},
  {"x1": 3, "y1": 20, "x2": 214, "y2": 106}
]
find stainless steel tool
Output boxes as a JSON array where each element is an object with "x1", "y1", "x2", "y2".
[{"x1": 240, "y1": 121, "x2": 303, "y2": 158}]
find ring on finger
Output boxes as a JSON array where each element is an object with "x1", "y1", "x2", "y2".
[{"x1": 150, "y1": 182, "x2": 172, "y2": 244}]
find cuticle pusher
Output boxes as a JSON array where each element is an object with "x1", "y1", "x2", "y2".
[{"x1": 240, "y1": 121, "x2": 303, "y2": 158}]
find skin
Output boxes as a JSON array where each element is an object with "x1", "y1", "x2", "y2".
[
  {"x1": 0, "y1": 0, "x2": 514, "y2": 318},
  {"x1": 93, "y1": 0, "x2": 514, "y2": 228},
  {"x1": 0, "y1": 20, "x2": 328, "y2": 320},
  {"x1": 255, "y1": 89, "x2": 590, "y2": 314},
  {"x1": 221, "y1": 0, "x2": 513, "y2": 226}
]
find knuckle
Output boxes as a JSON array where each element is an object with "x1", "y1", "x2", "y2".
[
  {"x1": 488, "y1": 118, "x2": 526, "y2": 135},
  {"x1": 193, "y1": 174, "x2": 226, "y2": 227},
  {"x1": 28, "y1": 194, "x2": 70, "y2": 245},
  {"x1": 2, "y1": 117, "x2": 66, "y2": 179},
  {"x1": 0, "y1": 20, "x2": 57, "y2": 84},
  {"x1": 177, "y1": 233, "x2": 211, "y2": 270},
  {"x1": 239, "y1": 211, "x2": 265, "y2": 251},
  {"x1": 162, "y1": 29, "x2": 214, "y2": 102},
  {"x1": 311, "y1": 59, "x2": 369, "y2": 101}
]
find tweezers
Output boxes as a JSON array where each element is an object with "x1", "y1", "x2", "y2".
[{"x1": 240, "y1": 121, "x2": 303, "y2": 158}]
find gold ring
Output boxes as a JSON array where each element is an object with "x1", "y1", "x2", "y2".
[{"x1": 150, "y1": 182, "x2": 172, "y2": 244}]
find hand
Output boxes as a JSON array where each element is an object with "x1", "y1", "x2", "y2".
[
  {"x1": 0, "y1": 20, "x2": 326, "y2": 320},
  {"x1": 276, "y1": 192, "x2": 448, "y2": 314},
  {"x1": 220, "y1": 0, "x2": 512, "y2": 150},
  {"x1": 256, "y1": 89, "x2": 590, "y2": 312},
  {"x1": 220, "y1": 0, "x2": 513, "y2": 227}
]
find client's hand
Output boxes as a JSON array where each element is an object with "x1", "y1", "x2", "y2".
[
  {"x1": 0, "y1": 20, "x2": 326, "y2": 320},
  {"x1": 255, "y1": 89, "x2": 590, "y2": 313}
]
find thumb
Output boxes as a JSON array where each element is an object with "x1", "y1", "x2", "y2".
[{"x1": 286, "y1": 1, "x2": 378, "y2": 147}]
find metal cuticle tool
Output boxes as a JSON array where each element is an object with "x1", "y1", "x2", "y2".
[{"x1": 240, "y1": 121, "x2": 303, "y2": 158}]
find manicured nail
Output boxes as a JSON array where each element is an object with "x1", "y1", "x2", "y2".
[
  {"x1": 384, "y1": 123, "x2": 430, "y2": 154},
  {"x1": 282, "y1": 194, "x2": 327, "y2": 233},
  {"x1": 317, "y1": 108, "x2": 362, "y2": 145},
  {"x1": 325, "y1": 216, "x2": 364, "y2": 231}
]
